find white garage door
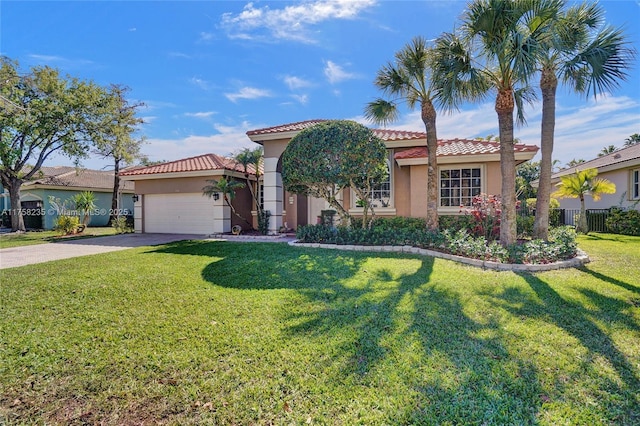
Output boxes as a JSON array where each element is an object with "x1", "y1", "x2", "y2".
[{"x1": 144, "y1": 193, "x2": 215, "y2": 234}]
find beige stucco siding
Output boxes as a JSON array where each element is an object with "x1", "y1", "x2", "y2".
[
  {"x1": 409, "y1": 165, "x2": 428, "y2": 218},
  {"x1": 262, "y1": 138, "x2": 290, "y2": 160},
  {"x1": 133, "y1": 176, "x2": 255, "y2": 231},
  {"x1": 135, "y1": 177, "x2": 215, "y2": 195},
  {"x1": 485, "y1": 162, "x2": 502, "y2": 196},
  {"x1": 554, "y1": 167, "x2": 640, "y2": 211},
  {"x1": 393, "y1": 161, "x2": 412, "y2": 217}
]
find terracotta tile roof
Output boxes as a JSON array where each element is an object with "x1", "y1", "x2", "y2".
[
  {"x1": 246, "y1": 119, "x2": 329, "y2": 136},
  {"x1": 550, "y1": 143, "x2": 640, "y2": 178},
  {"x1": 372, "y1": 129, "x2": 425, "y2": 141},
  {"x1": 119, "y1": 153, "x2": 257, "y2": 177},
  {"x1": 247, "y1": 119, "x2": 425, "y2": 141},
  {"x1": 23, "y1": 167, "x2": 134, "y2": 191},
  {"x1": 394, "y1": 139, "x2": 539, "y2": 160}
]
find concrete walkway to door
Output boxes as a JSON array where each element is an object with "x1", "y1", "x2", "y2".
[{"x1": 0, "y1": 233, "x2": 205, "y2": 269}]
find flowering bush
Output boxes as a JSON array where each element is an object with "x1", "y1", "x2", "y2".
[{"x1": 460, "y1": 194, "x2": 503, "y2": 241}]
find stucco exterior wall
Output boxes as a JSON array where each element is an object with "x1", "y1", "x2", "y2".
[
  {"x1": 18, "y1": 188, "x2": 134, "y2": 230},
  {"x1": 133, "y1": 175, "x2": 254, "y2": 231},
  {"x1": 554, "y1": 167, "x2": 640, "y2": 211}
]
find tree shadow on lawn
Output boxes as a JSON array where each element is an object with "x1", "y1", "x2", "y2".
[
  {"x1": 578, "y1": 266, "x2": 640, "y2": 295},
  {"x1": 492, "y1": 272, "x2": 640, "y2": 423},
  {"x1": 158, "y1": 241, "x2": 546, "y2": 423}
]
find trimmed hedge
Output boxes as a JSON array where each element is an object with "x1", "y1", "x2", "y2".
[
  {"x1": 296, "y1": 221, "x2": 578, "y2": 265},
  {"x1": 605, "y1": 208, "x2": 640, "y2": 236}
]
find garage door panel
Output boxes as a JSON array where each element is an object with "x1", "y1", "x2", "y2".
[{"x1": 145, "y1": 193, "x2": 215, "y2": 234}]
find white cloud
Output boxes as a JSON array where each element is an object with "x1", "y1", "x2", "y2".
[
  {"x1": 142, "y1": 122, "x2": 260, "y2": 162},
  {"x1": 386, "y1": 94, "x2": 640, "y2": 166},
  {"x1": 168, "y1": 51, "x2": 192, "y2": 59},
  {"x1": 283, "y1": 75, "x2": 312, "y2": 90},
  {"x1": 184, "y1": 111, "x2": 217, "y2": 119},
  {"x1": 190, "y1": 77, "x2": 214, "y2": 91},
  {"x1": 225, "y1": 86, "x2": 273, "y2": 102},
  {"x1": 199, "y1": 32, "x2": 215, "y2": 42},
  {"x1": 220, "y1": 0, "x2": 376, "y2": 43},
  {"x1": 324, "y1": 60, "x2": 357, "y2": 84},
  {"x1": 27, "y1": 54, "x2": 94, "y2": 68},
  {"x1": 291, "y1": 94, "x2": 309, "y2": 105}
]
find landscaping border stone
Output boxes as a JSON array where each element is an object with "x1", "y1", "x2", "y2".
[{"x1": 289, "y1": 240, "x2": 590, "y2": 272}]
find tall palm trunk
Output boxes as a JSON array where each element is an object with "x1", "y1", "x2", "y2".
[
  {"x1": 422, "y1": 100, "x2": 439, "y2": 230},
  {"x1": 578, "y1": 193, "x2": 588, "y2": 234},
  {"x1": 534, "y1": 67, "x2": 557, "y2": 240},
  {"x1": 496, "y1": 88, "x2": 517, "y2": 246}
]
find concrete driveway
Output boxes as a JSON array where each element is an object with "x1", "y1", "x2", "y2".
[{"x1": 0, "y1": 233, "x2": 205, "y2": 269}]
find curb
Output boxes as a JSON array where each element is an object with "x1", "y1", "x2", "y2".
[{"x1": 288, "y1": 240, "x2": 590, "y2": 272}]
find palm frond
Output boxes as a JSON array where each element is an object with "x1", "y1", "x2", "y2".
[{"x1": 363, "y1": 99, "x2": 399, "y2": 126}]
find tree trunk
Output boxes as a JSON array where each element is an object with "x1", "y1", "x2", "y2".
[
  {"x1": 496, "y1": 88, "x2": 517, "y2": 247},
  {"x1": 224, "y1": 195, "x2": 254, "y2": 229},
  {"x1": 534, "y1": 67, "x2": 557, "y2": 241},
  {"x1": 7, "y1": 177, "x2": 25, "y2": 232},
  {"x1": 422, "y1": 100, "x2": 439, "y2": 230},
  {"x1": 578, "y1": 194, "x2": 588, "y2": 234},
  {"x1": 110, "y1": 159, "x2": 121, "y2": 224}
]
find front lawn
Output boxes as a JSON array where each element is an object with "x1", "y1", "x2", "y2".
[
  {"x1": 0, "y1": 227, "x2": 119, "y2": 249},
  {"x1": 1, "y1": 234, "x2": 638, "y2": 424}
]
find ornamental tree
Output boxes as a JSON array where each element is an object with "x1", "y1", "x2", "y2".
[
  {"x1": 90, "y1": 84, "x2": 145, "y2": 224},
  {"x1": 552, "y1": 168, "x2": 615, "y2": 233},
  {"x1": 0, "y1": 57, "x2": 106, "y2": 231},
  {"x1": 281, "y1": 120, "x2": 388, "y2": 228}
]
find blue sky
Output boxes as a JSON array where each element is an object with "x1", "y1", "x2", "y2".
[{"x1": 2, "y1": 0, "x2": 639, "y2": 170}]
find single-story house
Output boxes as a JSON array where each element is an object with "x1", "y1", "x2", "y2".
[
  {"x1": 1, "y1": 166, "x2": 135, "y2": 229},
  {"x1": 122, "y1": 119, "x2": 539, "y2": 235},
  {"x1": 119, "y1": 153, "x2": 258, "y2": 234},
  {"x1": 537, "y1": 143, "x2": 640, "y2": 211},
  {"x1": 247, "y1": 119, "x2": 539, "y2": 234}
]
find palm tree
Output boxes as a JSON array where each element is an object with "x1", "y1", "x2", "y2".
[
  {"x1": 598, "y1": 144, "x2": 618, "y2": 157},
  {"x1": 235, "y1": 147, "x2": 268, "y2": 233},
  {"x1": 552, "y1": 168, "x2": 615, "y2": 233},
  {"x1": 533, "y1": 1, "x2": 634, "y2": 240},
  {"x1": 364, "y1": 36, "x2": 440, "y2": 230},
  {"x1": 202, "y1": 177, "x2": 253, "y2": 229},
  {"x1": 72, "y1": 191, "x2": 96, "y2": 228},
  {"x1": 433, "y1": 0, "x2": 558, "y2": 246},
  {"x1": 624, "y1": 133, "x2": 640, "y2": 147}
]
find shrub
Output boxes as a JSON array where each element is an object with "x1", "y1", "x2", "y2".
[
  {"x1": 111, "y1": 216, "x2": 133, "y2": 234},
  {"x1": 459, "y1": 194, "x2": 501, "y2": 241},
  {"x1": 54, "y1": 215, "x2": 80, "y2": 235},
  {"x1": 439, "y1": 215, "x2": 475, "y2": 233},
  {"x1": 295, "y1": 222, "x2": 577, "y2": 265},
  {"x1": 605, "y1": 208, "x2": 640, "y2": 236},
  {"x1": 258, "y1": 210, "x2": 271, "y2": 235},
  {"x1": 517, "y1": 214, "x2": 535, "y2": 237}
]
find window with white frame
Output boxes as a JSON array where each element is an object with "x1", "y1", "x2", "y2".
[
  {"x1": 439, "y1": 167, "x2": 482, "y2": 207},
  {"x1": 352, "y1": 158, "x2": 392, "y2": 208},
  {"x1": 632, "y1": 169, "x2": 639, "y2": 200}
]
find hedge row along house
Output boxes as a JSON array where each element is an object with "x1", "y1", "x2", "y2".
[{"x1": 121, "y1": 119, "x2": 538, "y2": 235}]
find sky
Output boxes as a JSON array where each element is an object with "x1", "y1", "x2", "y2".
[{"x1": 1, "y1": 0, "x2": 639, "y2": 171}]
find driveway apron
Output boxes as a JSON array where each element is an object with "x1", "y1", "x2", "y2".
[{"x1": 0, "y1": 234, "x2": 205, "y2": 269}]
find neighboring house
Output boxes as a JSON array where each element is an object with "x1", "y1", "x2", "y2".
[
  {"x1": 1, "y1": 166, "x2": 135, "y2": 229},
  {"x1": 539, "y1": 143, "x2": 640, "y2": 211},
  {"x1": 119, "y1": 153, "x2": 258, "y2": 235}
]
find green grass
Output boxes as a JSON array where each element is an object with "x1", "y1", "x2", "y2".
[
  {"x1": 0, "y1": 227, "x2": 119, "y2": 249},
  {"x1": 1, "y1": 234, "x2": 638, "y2": 425}
]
